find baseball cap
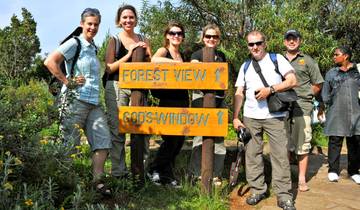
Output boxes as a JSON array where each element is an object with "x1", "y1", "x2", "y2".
[{"x1": 284, "y1": 29, "x2": 301, "y2": 39}]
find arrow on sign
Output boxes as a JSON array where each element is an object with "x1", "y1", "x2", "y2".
[
  {"x1": 215, "y1": 68, "x2": 220, "y2": 82},
  {"x1": 217, "y1": 111, "x2": 223, "y2": 125}
]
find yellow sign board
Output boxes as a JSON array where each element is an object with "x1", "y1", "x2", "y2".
[
  {"x1": 119, "y1": 62, "x2": 228, "y2": 90},
  {"x1": 119, "y1": 106, "x2": 228, "y2": 137}
]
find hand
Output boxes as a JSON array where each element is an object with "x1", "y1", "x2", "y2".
[
  {"x1": 255, "y1": 87, "x2": 271, "y2": 100},
  {"x1": 317, "y1": 105, "x2": 326, "y2": 123},
  {"x1": 128, "y1": 42, "x2": 147, "y2": 54},
  {"x1": 233, "y1": 118, "x2": 245, "y2": 131},
  {"x1": 75, "y1": 75, "x2": 86, "y2": 86},
  {"x1": 66, "y1": 76, "x2": 85, "y2": 89}
]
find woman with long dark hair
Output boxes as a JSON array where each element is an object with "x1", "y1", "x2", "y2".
[{"x1": 147, "y1": 22, "x2": 189, "y2": 188}]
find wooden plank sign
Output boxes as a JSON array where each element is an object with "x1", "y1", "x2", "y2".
[
  {"x1": 119, "y1": 106, "x2": 228, "y2": 137},
  {"x1": 119, "y1": 62, "x2": 228, "y2": 90}
]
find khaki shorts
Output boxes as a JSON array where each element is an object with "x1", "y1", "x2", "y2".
[{"x1": 287, "y1": 116, "x2": 312, "y2": 155}]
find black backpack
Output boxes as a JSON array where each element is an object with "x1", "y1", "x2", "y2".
[{"x1": 48, "y1": 27, "x2": 82, "y2": 96}]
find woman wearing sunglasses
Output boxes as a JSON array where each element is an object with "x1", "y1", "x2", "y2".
[
  {"x1": 147, "y1": 22, "x2": 189, "y2": 188},
  {"x1": 189, "y1": 24, "x2": 227, "y2": 186}
]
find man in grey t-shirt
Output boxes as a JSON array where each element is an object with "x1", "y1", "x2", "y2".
[{"x1": 283, "y1": 29, "x2": 324, "y2": 192}]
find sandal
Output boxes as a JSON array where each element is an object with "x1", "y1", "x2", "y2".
[
  {"x1": 298, "y1": 182, "x2": 309, "y2": 192},
  {"x1": 95, "y1": 182, "x2": 111, "y2": 196}
]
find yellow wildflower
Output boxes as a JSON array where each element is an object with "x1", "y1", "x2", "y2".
[
  {"x1": 70, "y1": 154, "x2": 77, "y2": 159},
  {"x1": 60, "y1": 207, "x2": 65, "y2": 210},
  {"x1": 75, "y1": 145, "x2": 81, "y2": 150},
  {"x1": 3, "y1": 182, "x2": 13, "y2": 191},
  {"x1": 40, "y1": 139, "x2": 48, "y2": 145},
  {"x1": 24, "y1": 199, "x2": 34, "y2": 206},
  {"x1": 14, "y1": 157, "x2": 22, "y2": 165}
]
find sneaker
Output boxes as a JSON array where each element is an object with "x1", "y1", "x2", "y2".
[
  {"x1": 213, "y1": 177, "x2": 222, "y2": 187},
  {"x1": 328, "y1": 172, "x2": 339, "y2": 182},
  {"x1": 147, "y1": 171, "x2": 161, "y2": 186},
  {"x1": 167, "y1": 179, "x2": 181, "y2": 189},
  {"x1": 246, "y1": 193, "x2": 266, "y2": 205},
  {"x1": 351, "y1": 174, "x2": 360, "y2": 184},
  {"x1": 277, "y1": 199, "x2": 296, "y2": 210}
]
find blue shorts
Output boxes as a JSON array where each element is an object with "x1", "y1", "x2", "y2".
[{"x1": 61, "y1": 98, "x2": 112, "y2": 151}]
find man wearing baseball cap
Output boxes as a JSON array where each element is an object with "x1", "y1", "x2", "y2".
[{"x1": 283, "y1": 29, "x2": 324, "y2": 192}]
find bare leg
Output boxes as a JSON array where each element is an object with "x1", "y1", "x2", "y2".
[
  {"x1": 298, "y1": 154, "x2": 309, "y2": 191},
  {"x1": 92, "y1": 149, "x2": 109, "y2": 180}
]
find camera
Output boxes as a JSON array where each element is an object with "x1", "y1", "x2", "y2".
[{"x1": 237, "y1": 127, "x2": 252, "y2": 144}]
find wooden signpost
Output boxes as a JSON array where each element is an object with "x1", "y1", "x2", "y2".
[
  {"x1": 119, "y1": 106, "x2": 228, "y2": 136},
  {"x1": 120, "y1": 48, "x2": 228, "y2": 194}
]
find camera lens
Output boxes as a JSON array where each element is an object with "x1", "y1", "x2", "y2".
[{"x1": 237, "y1": 128, "x2": 252, "y2": 144}]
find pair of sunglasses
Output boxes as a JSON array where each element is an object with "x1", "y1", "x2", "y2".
[
  {"x1": 247, "y1": 41, "x2": 264, "y2": 47},
  {"x1": 204, "y1": 34, "x2": 219, "y2": 39},
  {"x1": 168, "y1": 31, "x2": 184, "y2": 36}
]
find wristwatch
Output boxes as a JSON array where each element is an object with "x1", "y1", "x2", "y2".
[{"x1": 270, "y1": 86, "x2": 276, "y2": 94}]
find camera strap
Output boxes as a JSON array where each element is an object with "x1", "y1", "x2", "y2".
[{"x1": 252, "y1": 59, "x2": 270, "y2": 87}]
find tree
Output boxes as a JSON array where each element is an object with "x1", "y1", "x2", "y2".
[{"x1": 0, "y1": 8, "x2": 40, "y2": 85}]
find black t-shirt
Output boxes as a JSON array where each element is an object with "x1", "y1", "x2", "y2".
[
  {"x1": 151, "y1": 48, "x2": 189, "y2": 101},
  {"x1": 108, "y1": 38, "x2": 130, "y2": 81},
  {"x1": 190, "y1": 48, "x2": 226, "y2": 97}
]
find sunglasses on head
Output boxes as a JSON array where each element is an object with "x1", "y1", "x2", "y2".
[
  {"x1": 247, "y1": 41, "x2": 264, "y2": 47},
  {"x1": 168, "y1": 31, "x2": 184, "y2": 36},
  {"x1": 204, "y1": 34, "x2": 219, "y2": 39},
  {"x1": 82, "y1": 8, "x2": 100, "y2": 15}
]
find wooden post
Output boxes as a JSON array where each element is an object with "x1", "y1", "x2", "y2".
[
  {"x1": 201, "y1": 47, "x2": 215, "y2": 194},
  {"x1": 130, "y1": 46, "x2": 146, "y2": 183}
]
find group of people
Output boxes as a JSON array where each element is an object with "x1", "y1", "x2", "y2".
[
  {"x1": 44, "y1": 5, "x2": 227, "y2": 194},
  {"x1": 43, "y1": 4, "x2": 360, "y2": 210},
  {"x1": 233, "y1": 30, "x2": 360, "y2": 210}
]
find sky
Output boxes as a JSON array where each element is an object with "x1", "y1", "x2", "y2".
[{"x1": 0, "y1": 0, "x2": 158, "y2": 55}]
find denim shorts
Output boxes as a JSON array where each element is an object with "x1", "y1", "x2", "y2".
[{"x1": 61, "y1": 98, "x2": 112, "y2": 151}]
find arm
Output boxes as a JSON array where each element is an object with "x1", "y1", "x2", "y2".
[
  {"x1": 151, "y1": 47, "x2": 180, "y2": 63},
  {"x1": 312, "y1": 83, "x2": 322, "y2": 96},
  {"x1": 105, "y1": 37, "x2": 149, "y2": 73},
  {"x1": 255, "y1": 72, "x2": 297, "y2": 100},
  {"x1": 44, "y1": 51, "x2": 84, "y2": 87},
  {"x1": 44, "y1": 51, "x2": 68, "y2": 85},
  {"x1": 233, "y1": 86, "x2": 245, "y2": 130}
]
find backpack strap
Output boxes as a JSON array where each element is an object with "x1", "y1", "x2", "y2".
[
  {"x1": 69, "y1": 37, "x2": 81, "y2": 77},
  {"x1": 113, "y1": 35, "x2": 122, "y2": 60},
  {"x1": 243, "y1": 59, "x2": 251, "y2": 74},
  {"x1": 269, "y1": 52, "x2": 284, "y2": 81}
]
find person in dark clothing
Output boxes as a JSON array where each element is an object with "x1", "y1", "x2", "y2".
[
  {"x1": 147, "y1": 22, "x2": 189, "y2": 188},
  {"x1": 320, "y1": 46, "x2": 360, "y2": 184},
  {"x1": 189, "y1": 24, "x2": 227, "y2": 186}
]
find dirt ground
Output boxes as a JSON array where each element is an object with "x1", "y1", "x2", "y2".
[{"x1": 229, "y1": 146, "x2": 360, "y2": 210}]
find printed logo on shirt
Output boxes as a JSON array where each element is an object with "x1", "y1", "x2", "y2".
[{"x1": 298, "y1": 59, "x2": 305, "y2": 65}]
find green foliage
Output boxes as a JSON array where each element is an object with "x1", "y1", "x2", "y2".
[
  {"x1": 251, "y1": 1, "x2": 338, "y2": 73},
  {"x1": 0, "y1": 80, "x2": 58, "y2": 140},
  {"x1": 312, "y1": 123, "x2": 328, "y2": 147},
  {"x1": 0, "y1": 8, "x2": 41, "y2": 85}
]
